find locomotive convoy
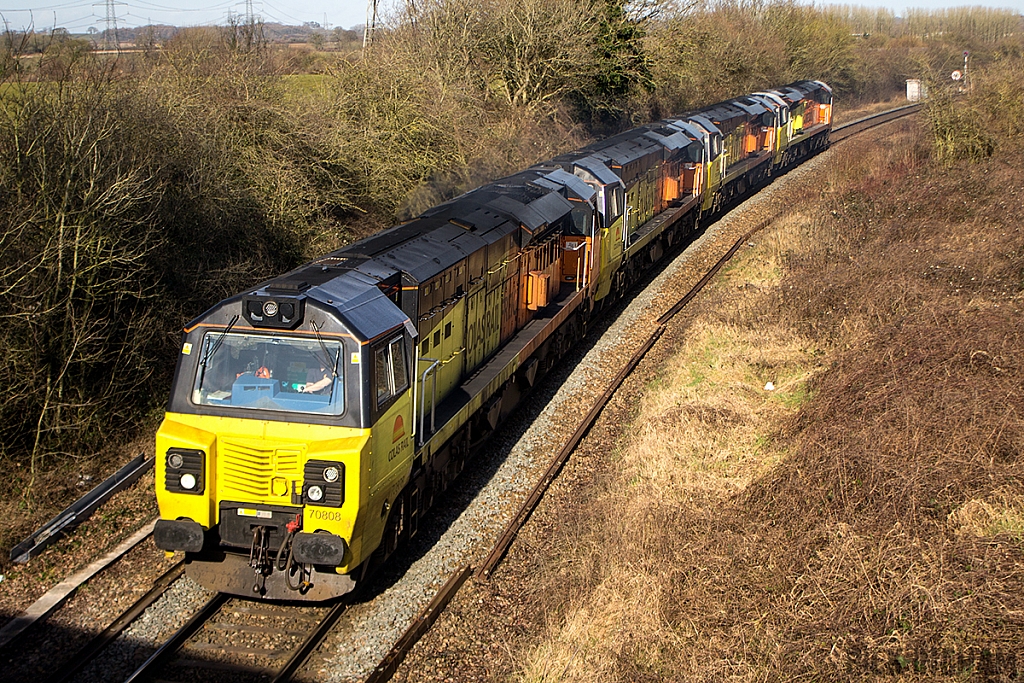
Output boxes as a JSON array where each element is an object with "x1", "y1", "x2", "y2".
[{"x1": 153, "y1": 80, "x2": 834, "y2": 600}]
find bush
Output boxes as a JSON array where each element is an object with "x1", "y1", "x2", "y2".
[
  {"x1": 0, "y1": 61, "x2": 167, "y2": 490},
  {"x1": 0, "y1": 36, "x2": 356, "y2": 503},
  {"x1": 924, "y1": 50, "x2": 1024, "y2": 164},
  {"x1": 925, "y1": 88, "x2": 995, "y2": 164},
  {"x1": 643, "y1": 0, "x2": 859, "y2": 116}
]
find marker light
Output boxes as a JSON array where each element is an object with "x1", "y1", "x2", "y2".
[
  {"x1": 263, "y1": 300, "x2": 279, "y2": 317},
  {"x1": 323, "y1": 466, "x2": 340, "y2": 483},
  {"x1": 168, "y1": 452, "x2": 184, "y2": 469}
]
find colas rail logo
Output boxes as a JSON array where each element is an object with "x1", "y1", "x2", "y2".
[{"x1": 392, "y1": 415, "x2": 405, "y2": 443}]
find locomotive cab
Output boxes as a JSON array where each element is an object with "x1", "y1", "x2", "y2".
[{"x1": 155, "y1": 274, "x2": 417, "y2": 600}]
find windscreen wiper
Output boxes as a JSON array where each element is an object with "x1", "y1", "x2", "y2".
[
  {"x1": 310, "y1": 320, "x2": 340, "y2": 379},
  {"x1": 202, "y1": 314, "x2": 240, "y2": 369}
]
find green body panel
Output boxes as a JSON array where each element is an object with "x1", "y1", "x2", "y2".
[
  {"x1": 723, "y1": 126, "x2": 745, "y2": 173},
  {"x1": 483, "y1": 286, "x2": 502, "y2": 357},
  {"x1": 791, "y1": 101, "x2": 807, "y2": 137},
  {"x1": 418, "y1": 300, "x2": 469, "y2": 417},
  {"x1": 774, "y1": 124, "x2": 791, "y2": 165},
  {"x1": 437, "y1": 298, "x2": 466, "y2": 398},
  {"x1": 624, "y1": 168, "x2": 661, "y2": 244},
  {"x1": 332, "y1": 394, "x2": 413, "y2": 571},
  {"x1": 464, "y1": 286, "x2": 488, "y2": 373}
]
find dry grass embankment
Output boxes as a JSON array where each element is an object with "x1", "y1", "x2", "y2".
[{"x1": 515, "y1": 90, "x2": 1024, "y2": 680}]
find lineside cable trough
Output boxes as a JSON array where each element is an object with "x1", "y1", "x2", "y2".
[{"x1": 9, "y1": 454, "x2": 154, "y2": 564}]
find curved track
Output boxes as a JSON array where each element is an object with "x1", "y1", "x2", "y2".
[
  {"x1": 361, "y1": 100, "x2": 924, "y2": 683},
  {"x1": 832, "y1": 103, "x2": 921, "y2": 143}
]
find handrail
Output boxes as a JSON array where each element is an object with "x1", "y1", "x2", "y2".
[{"x1": 418, "y1": 358, "x2": 440, "y2": 446}]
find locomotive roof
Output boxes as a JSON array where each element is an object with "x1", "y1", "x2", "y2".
[
  {"x1": 559, "y1": 127, "x2": 666, "y2": 184},
  {"x1": 701, "y1": 103, "x2": 747, "y2": 130},
  {"x1": 340, "y1": 220, "x2": 430, "y2": 259},
  {"x1": 186, "y1": 254, "x2": 410, "y2": 344},
  {"x1": 769, "y1": 80, "x2": 831, "y2": 105},
  {"x1": 596, "y1": 135, "x2": 663, "y2": 167},
  {"x1": 663, "y1": 119, "x2": 706, "y2": 142},
  {"x1": 688, "y1": 115, "x2": 722, "y2": 137},
  {"x1": 529, "y1": 166, "x2": 597, "y2": 203},
  {"x1": 571, "y1": 156, "x2": 624, "y2": 187},
  {"x1": 375, "y1": 224, "x2": 484, "y2": 281},
  {"x1": 730, "y1": 97, "x2": 769, "y2": 116},
  {"x1": 642, "y1": 126, "x2": 692, "y2": 151},
  {"x1": 311, "y1": 268, "x2": 412, "y2": 342}
]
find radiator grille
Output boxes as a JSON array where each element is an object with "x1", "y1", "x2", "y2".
[{"x1": 218, "y1": 438, "x2": 303, "y2": 501}]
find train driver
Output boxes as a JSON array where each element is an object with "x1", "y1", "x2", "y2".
[{"x1": 300, "y1": 365, "x2": 332, "y2": 394}]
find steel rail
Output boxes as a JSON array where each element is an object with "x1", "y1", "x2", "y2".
[
  {"x1": 831, "y1": 103, "x2": 922, "y2": 143},
  {"x1": 473, "y1": 211, "x2": 756, "y2": 581},
  {"x1": 112, "y1": 591, "x2": 347, "y2": 683},
  {"x1": 364, "y1": 565, "x2": 474, "y2": 683},
  {"x1": 0, "y1": 518, "x2": 160, "y2": 651},
  {"x1": 122, "y1": 592, "x2": 229, "y2": 683},
  {"x1": 45, "y1": 561, "x2": 185, "y2": 683},
  {"x1": 271, "y1": 601, "x2": 348, "y2": 683},
  {"x1": 11, "y1": 455, "x2": 154, "y2": 564},
  {"x1": 476, "y1": 326, "x2": 665, "y2": 579}
]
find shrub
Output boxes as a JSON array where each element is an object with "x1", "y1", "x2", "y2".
[
  {"x1": 0, "y1": 62, "x2": 167, "y2": 491},
  {"x1": 925, "y1": 88, "x2": 996, "y2": 164}
]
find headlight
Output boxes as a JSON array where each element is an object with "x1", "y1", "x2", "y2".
[
  {"x1": 263, "y1": 300, "x2": 279, "y2": 317},
  {"x1": 304, "y1": 460, "x2": 343, "y2": 507},
  {"x1": 165, "y1": 448, "x2": 205, "y2": 495}
]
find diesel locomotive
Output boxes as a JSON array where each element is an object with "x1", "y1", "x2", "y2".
[{"x1": 153, "y1": 80, "x2": 833, "y2": 600}]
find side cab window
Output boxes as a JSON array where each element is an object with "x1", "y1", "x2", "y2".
[{"x1": 374, "y1": 336, "x2": 410, "y2": 412}]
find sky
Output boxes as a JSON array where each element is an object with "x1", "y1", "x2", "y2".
[
  {"x1": 0, "y1": 0, "x2": 1021, "y2": 34},
  {"x1": 1, "y1": 0, "x2": 371, "y2": 33}
]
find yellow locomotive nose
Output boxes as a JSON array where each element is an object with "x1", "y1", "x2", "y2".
[{"x1": 155, "y1": 413, "x2": 368, "y2": 574}]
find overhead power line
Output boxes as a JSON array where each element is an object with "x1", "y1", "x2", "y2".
[{"x1": 90, "y1": 0, "x2": 125, "y2": 49}]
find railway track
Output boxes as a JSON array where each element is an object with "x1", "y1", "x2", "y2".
[
  {"x1": 20, "y1": 101, "x2": 922, "y2": 683},
  {"x1": 832, "y1": 102, "x2": 922, "y2": 143},
  {"x1": 45, "y1": 562, "x2": 185, "y2": 683},
  {"x1": 119, "y1": 595, "x2": 346, "y2": 683},
  {"x1": 38, "y1": 562, "x2": 343, "y2": 683}
]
